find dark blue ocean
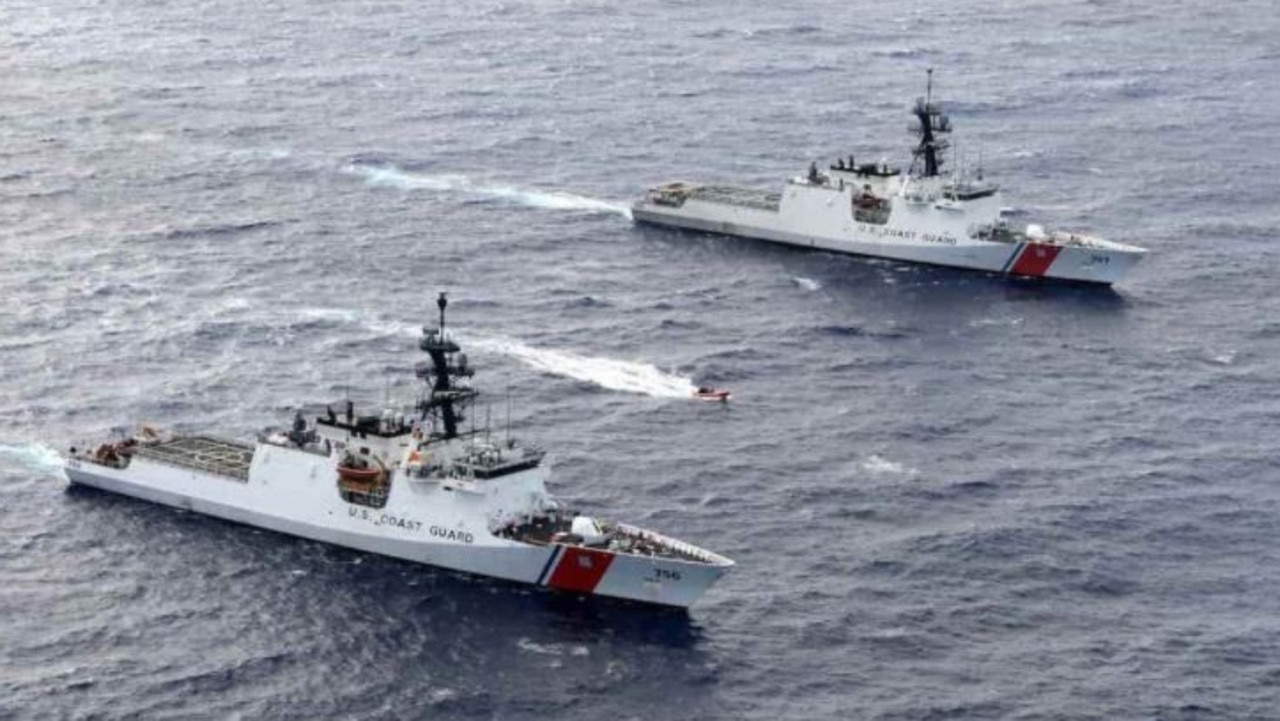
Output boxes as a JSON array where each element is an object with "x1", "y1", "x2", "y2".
[{"x1": 3, "y1": 0, "x2": 1280, "y2": 718}]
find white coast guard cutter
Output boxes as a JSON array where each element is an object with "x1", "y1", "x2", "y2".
[
  {"x1": 62, "y1": 294, "x2": 733, "y2": 609},
  {"x1": 633, "y1": 71, "x2": 1146, "y2": 285}
]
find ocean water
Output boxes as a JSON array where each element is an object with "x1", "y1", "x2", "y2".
[{"x1": 3, "y1": 0, "x2": 1280, "y2": 718}]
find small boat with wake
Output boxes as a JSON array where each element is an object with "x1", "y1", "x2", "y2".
[{"x1": 693, "y1": 387, "x2": 731, "y2": 402}]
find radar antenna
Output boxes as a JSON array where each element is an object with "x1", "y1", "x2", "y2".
[
  {"x1": 437, "y1": 291, "x2": 447, "y2": 340},
  {"x1": 910, "y1": 68, "x2": 952, "y2": 178}
]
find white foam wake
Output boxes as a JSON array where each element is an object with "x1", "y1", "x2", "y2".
[
  {"x1": 297, "y1": 307, "x2": 422, "y2": 338},
  {"x1": 296, "y1": 307, "x2": 360, "y2": 324},
  {"x1": 292, "y1": 308, "x2": 692, "y2": 399},
  {"x1": 0, "y1": 443, "x2": 66, "y2": 476},
  {"x1": 469, "y1": 336, "x2": 695, "y2": 399},
  {"x1": 350, "y1": 163, "x2": 631, "y2": 218}
]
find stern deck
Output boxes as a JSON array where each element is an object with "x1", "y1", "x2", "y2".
[
  {"x1": 689, "y1": 185, "x2": 781, "y2": 212},
  {"x1": 647, "y1": 182, "x2": 782, "y2": 213},
  {"x1": 133, "y1": 436, "x2": 255, "y2": 482}
]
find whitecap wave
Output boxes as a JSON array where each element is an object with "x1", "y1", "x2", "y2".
[
  {"x1": 792, "y1": 276, "x2": 822, "y2": 291},
  {"x1": 0, "y1": 443, "x2": 66, "y2": 475},
  {"x1": 968, "y1": 316, "x2": 1023, "y2": 328},
  {"x1": 860, "y1": 454, "x2": 915, "y2": 476},
  {"x1": 516, "y1": 638, "x2": 563, "y2": 656},
  {"x1": 1208, "y1": 349, "x2": 1237, "y2": 365},
  {"x1": 349, "y1": 163, "x2": 631, "y2": 218},
  {"x1": 469, "y1": 336, "x2": 695, "y2": 399},
  {"x1": 428, "y1": 688, "x2": 457, "y2": 704}
]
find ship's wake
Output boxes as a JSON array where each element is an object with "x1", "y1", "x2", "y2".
[
  {"x1": 296, "y1": 307, "x2": 423, "y2": 339},
  {"x1": 349, "y1": 162, "x2": 631, "y2": 218},
  {"x1": 295, "y1": 308, "x2": 695, "y2": 400},
  {"x1": 468, "y1": 337, "x2": 696, "y2": 399},
  {"x1": 0, "y1": 443, "x2": 66, "y2": 476}
]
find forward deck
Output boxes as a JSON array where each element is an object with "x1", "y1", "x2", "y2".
[
  {"x1": 498, "y1": 515, "x2": 728, "y2": 565},
  {"x1": 133, "y1": 436, "x2": 255, "y2": 482}
]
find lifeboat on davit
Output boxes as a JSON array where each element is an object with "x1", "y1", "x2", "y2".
[{"x1": 337, "y1": 465, "x2": 380, "y2": 483}]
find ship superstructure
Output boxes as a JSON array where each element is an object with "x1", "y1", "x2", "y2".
[
  {"x1": 632, "y1": 71, "x2": 1147, "y2": 284},
  {"x1": 62, "y1": 294, "x2": 733, "y2": 608}
]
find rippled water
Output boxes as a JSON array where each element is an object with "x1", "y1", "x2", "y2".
[{"x1": 3, "y1": 0, "x2": 1280, "y2": 718}]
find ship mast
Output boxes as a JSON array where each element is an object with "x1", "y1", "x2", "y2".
[
  {"x1": 416, "y1": 292, "x2": 476, "y2": 440},
  {"x1": 910, "y1": 68, "x2": 952, "y2": 178}
]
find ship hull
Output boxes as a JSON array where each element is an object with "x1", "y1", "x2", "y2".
[
  {"x1": 633, "y1": 201, "x2": 1143, "y2": 285},
  {"x1": 63, "y1": 457, "x2": 727, "y2": 609}
]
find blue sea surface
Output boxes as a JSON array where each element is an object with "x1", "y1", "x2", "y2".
[{"x1": 3, "y1": 0, "x2": 1280, "y2": 718}]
